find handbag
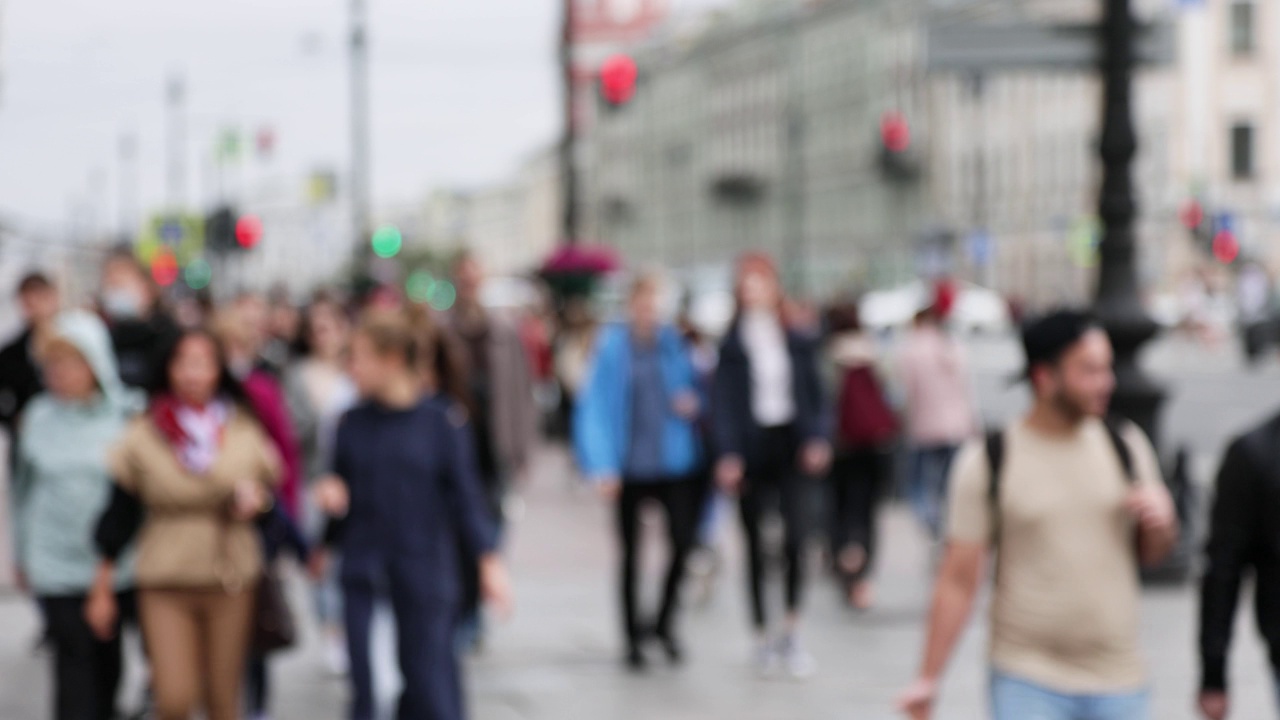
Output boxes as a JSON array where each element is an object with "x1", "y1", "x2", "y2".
[{"x1": 253, "y1": 563, "x2": 297, "y2": 654}]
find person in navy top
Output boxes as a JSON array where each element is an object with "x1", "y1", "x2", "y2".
[
  {"x1": 314, "y1": 310, "x2": 512, "y2": 720},
  {"x1": 713, "y1": 252, "x2": 831, "y2": 680},
  {"x1": 575, "y1": 273, "x2": 703, "y2": 671}
]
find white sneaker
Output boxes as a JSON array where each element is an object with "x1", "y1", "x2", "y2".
[
  {"x1": 753, "y1": 639, "x2": 780, "y2": 679},
  {"x1": 324, "y1": 634, "x2": 349, "y2": 677},
  {"x1": 777, "y1": 635, "x2": 817, "y2": 680}
]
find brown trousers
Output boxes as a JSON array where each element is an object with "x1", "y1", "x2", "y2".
[{"x1": 139, "y1": 587, "x2": 254, "y2": 720}]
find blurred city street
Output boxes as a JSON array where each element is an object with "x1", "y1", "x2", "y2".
[{"x1": 2, "y1": 334, "x2": 1279, "y2": 720}]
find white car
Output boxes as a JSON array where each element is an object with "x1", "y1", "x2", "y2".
[{"x1": 860, "y1": 280, "x2": 1012, "y2": 335}]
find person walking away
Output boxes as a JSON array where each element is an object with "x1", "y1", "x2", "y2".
[
  {"x1": 677, "y1": 310, "x2": 726, "y2": 607},
  {"x1": 285, "y1": 294, "x2": 358, "y2": 674},
  {"x1": 98, "y1": 249, "x2": 181, "y2": 392},
  {"x1": 214, "y1": 309, "x2": 304, "y2": 521},
  {"x1": 575, "y1": 274, "x2": 702, "y2": 671},
  {"x1": 897, "y1": 283, "x2": 978, "y2": 542},
  {"x1": 448, "y1": 253, "x2": 538, "y2": 533},
  {"x1": 314, "y1": 311, "x2": 512, "y2": 720},
  {"x1": 11, "y1": 311, "x2": 142, "y2": 720},
  {"x1": 826, "y1": 302, "x2": 898, "y2": 611},
  {"x1": 0, "y1": 272, "x2": 59, "y2": 439},
  {"x1": 899, "y1": 310, "x2": 1178, "y2": 720},
  {"x1": 261, "y1": 286, "x2": 301, "y2": 378},
  {"x1": 712, "y1": 252, "x2": 831, "y2": 679},
  {"x1": 1197, "y1": 411, "x2": 1280, "y2": 719},
  {"x1": 87, "y1": 329, "x2": 281, "y2": 720},
  {"x1": 555, "y1": 298, "x2": 597, "y2": 444}
]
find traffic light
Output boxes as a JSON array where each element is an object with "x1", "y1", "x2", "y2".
[
  {"x1": 599, "y1": 54, "x2": 638, "y2": 108},
  {"x1": 881, "y1": 111, "x2": 911, "y2": 153},
  {"x1": 205, "y1": 206, "x2": 261, "y2": 254},
  {"x1": 235, "y1": 214, "x2": 263, "y2": 249},
  {"x1": 879, "y1": 110, "x2": 919, "y2": 181}
]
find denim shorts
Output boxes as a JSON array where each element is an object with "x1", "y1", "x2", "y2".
[{"x1": 990, "y1": 671, "x2": 1149, "y2": 720}]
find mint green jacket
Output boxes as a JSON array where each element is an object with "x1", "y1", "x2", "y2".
[{"x1": 11, "y1": 311, "x2": 141, "y2": 595}]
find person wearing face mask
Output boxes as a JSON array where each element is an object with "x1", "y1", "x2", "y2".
[
  {"x1": 98, "y1": 249, "x2": 180, "y2": 392},
  {"x1": 10, "y1": 311, "x2": 143, "y2": 720},
  {"x1": 712, "y1": 252, "x2": 832, "y2": 680}
]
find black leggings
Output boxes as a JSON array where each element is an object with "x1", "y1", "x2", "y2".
[
  {"x1": 42, "y1": 591, "x2": 134, "y2": 720},
  {"x1": 739, "y1": 426, "x2": 813, "y2": 631},
  {"x1": 829, "y1": 448, "x2": 886, "y2": 586},
  {"x1": 617, "y1": 477, "x2": 698, "y2": 648}
]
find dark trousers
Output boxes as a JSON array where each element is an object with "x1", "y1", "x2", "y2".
[
  {"x1": 617, "y1": 477, "x2": 698, "y2": 649},
  {"x1": 42, "y1": 591, "x2": 133, "y2": 720},
  {"x1": 830, "y1": 448, "x2": 886, "y2": 586},
  {"x1": 344, "y1": 574, "x2": 464, "y2": 720},
  {"x1": 246, "y1": 654, "x2": 269, "y2": 716},
  {"x1": 739, "y1": 425, "x2": 812, "y2": 631}
]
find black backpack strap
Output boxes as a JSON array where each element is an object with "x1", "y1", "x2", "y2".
[
  {"x1": 985, "y1": 430, "x2": 1006, "y2": 546},
  {"x1": 1103, "y1": 418, "x2": 1136, "y2": 485}
]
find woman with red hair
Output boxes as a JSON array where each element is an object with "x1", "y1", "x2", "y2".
[{"x1": 711, "y1": 252, "x2": 831, "y2": 679}]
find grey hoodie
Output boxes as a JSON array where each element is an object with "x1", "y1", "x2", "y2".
[{"x1": 11, "y1": 310, "x2": 141, "y2": 595}]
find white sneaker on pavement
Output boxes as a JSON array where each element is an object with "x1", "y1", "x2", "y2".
[
  {"x1": 777, "y1": 634, "x2": 817, "y2": 680},
  {"x1": 325, "y1": 634, "x2": 349, "y2": 677},
  {"x1": 753, "y1": 638, "x2": 780, "y2": 679}
]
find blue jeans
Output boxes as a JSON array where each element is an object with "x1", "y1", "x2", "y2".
[
  {"x1": 906, "y1": 444, "x2": 959, "y2": 540},
  {"x1": 991, "y1": 671, "x2": 1149, "y2": 720}
]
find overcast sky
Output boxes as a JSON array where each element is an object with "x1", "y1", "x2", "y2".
[{"x1": 0, "y1": 0, "x2": 731, "y2": 232}]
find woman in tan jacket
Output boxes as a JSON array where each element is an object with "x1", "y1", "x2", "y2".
[{"x1": 85, "y1": 328, "x2": 281, "y2": 720}]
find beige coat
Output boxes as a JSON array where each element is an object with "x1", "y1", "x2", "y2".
[{"x1": 109, "y1": 408, "x2": 281, "y2": 591}]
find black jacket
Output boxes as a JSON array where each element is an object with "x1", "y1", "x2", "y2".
[
  {"x1": 1200, "y1": 413, "x2": 1280, "y2": 691},
  {"x1": 0, "y1": 328, "x2": 42, "y2": 434},
  {"x1": 109, "y1": 312, "x2": 181, "y2": 392},
  {"x1": 712, "y1": 319, "x2": 829, "y2": 468}
]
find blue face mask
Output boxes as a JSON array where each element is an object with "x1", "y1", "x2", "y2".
[{"x1": 101, "y1": 288, "x2": 143, "y2": 320}]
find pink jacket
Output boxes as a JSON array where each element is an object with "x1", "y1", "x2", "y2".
[
  {"x1": 898, "y1": 325, "x2": 977, "y2": 446},
  {"x1": 242, "y1": 369, "x2": 303, "y2": 519}
]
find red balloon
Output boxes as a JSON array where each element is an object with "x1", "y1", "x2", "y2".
[
  {"x1": 1179, "y1": 200, "x2": 1204, "y2": 230},
  {"x1": 600, "y1": 54, "x2": 638, "y2": 106},
  {"x1": 1213, "y1": 230, "x2": 1239, "y2": 264}
]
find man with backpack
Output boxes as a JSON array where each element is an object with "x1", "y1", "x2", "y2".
[{"x1": 898, "y1": 310, "x2": 1178, "y2": 720}]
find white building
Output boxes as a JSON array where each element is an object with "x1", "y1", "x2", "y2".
[
  {"x1": 583, "y1": 0, "x2": 1280, "y2": 306},
  {"x1": 401, "y1": 147, "x2": 561, "y2": 277}
]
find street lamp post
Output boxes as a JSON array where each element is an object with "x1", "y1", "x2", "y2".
[
  {"x1": 560, "y1": 0, "x2": 579, "y2": 246},
  {"x1": 1094, "y1": 0, "x2": 1166, "y2": 445},
  {"x1": 350, "y1": 0, "x2": 371, "y2": 264}
]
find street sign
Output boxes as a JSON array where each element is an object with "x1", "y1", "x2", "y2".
[
  {"x1": 926, "y1": 20, "x2": 1174, "y2": 73},
  {"x1": 967, "y1": 230, "x2": 994, "y2": 267},
  {"x1": 159, "y1": 218, "x2": 184, "y2": 244}
]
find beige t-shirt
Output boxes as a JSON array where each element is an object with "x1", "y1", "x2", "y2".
[{"x1": 946, "y1": 417, "x2": 1166, "y2": 694}]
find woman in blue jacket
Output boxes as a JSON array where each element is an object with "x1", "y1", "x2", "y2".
[
  {"x1": 712, "y1": 253, "x2": 831, "y2": 680},
  {"x1": 575, "y1": 274, "x2": 702, "y2": 671}
]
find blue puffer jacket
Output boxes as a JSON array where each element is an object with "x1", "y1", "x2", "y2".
[{"x1": 574, "y1": 324, "x2": 701, "y2": 482}]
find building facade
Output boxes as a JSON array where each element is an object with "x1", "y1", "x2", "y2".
[
  {"x1": 583, "y1": 0, "x2": 932, "y2": 297},
  {"x1": 583, "y1": 0, "x2": 1280, "y2": 306}
]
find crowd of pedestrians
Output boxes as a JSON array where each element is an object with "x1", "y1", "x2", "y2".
[{"x1": 2, "y1": 246, "x2": 1279, "y2": 720}]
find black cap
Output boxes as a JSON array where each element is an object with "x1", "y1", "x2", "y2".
[{"x1": 1016, "y1": 309, "x2": 1102, "y2": 382}]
